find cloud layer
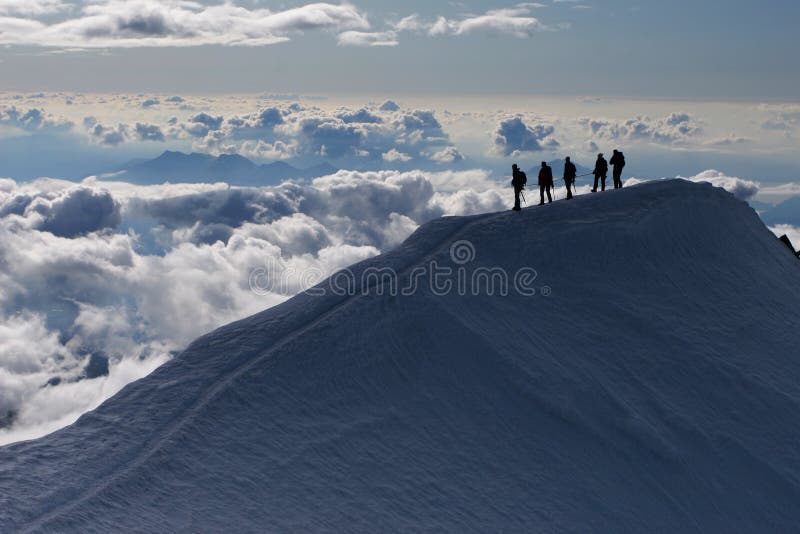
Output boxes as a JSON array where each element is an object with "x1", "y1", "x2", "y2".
[
  {"x1": 169, "y1": 103, "x2": 464, "y2": 166},
  {"x1": 0, "y1": 169, "x2": 505, "y2": 444},
  {"x1": 0, "y1": 1, "x2": 562, "y2": 49},
  {"x1": 494, "y1": 116, "x2": 560, "y2": 156},
  {"x1": 1, "y1": 96, "x2": 774, "y2": 176},
  {"x1": 0, "y1": 161, "x2": 771, "y2": 445},
  {"x1": 429, "y1": 5, "x2": 552, "y2": 38},
  {"x1": 580, "y1": 113, "x2": 703, "y2": 145},
  {"x1": 0, "y1": 1, "x2": 370, "y2": 47}
]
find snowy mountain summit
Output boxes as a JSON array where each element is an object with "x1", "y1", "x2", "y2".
[{"x1": 2, "y1": 179, "x2": 800, "y2": 532}]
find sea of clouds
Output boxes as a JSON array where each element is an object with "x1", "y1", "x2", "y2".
[
  {"x1": 0, "y1": 168, "x2": 509, "y2": 444},
  {"x1": 0, "y1": 90, "x2": 796, "y2": 445},
  {"x1": 0, "y1": 164, "x2": 774, "y2": 444}
]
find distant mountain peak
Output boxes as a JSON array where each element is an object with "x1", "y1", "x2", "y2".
[
  {"x1": 216, "y1": 153, "x2": 252, "y2": 163},
  {"x1": 115, "y1": 150, "x2": 337, "y2": 186}
]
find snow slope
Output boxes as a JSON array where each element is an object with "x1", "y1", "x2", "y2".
[{"x1": 2, "y1": 179, "x2": 800, "y2": 532}]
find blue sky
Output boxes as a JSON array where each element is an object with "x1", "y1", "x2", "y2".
[{"x1": 1, "y1": 0, "x2": 798, "y2": 98}]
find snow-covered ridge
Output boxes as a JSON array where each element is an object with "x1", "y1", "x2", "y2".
[{"x1": 2, "y1": 179, "x2": 800, "y2": 532}]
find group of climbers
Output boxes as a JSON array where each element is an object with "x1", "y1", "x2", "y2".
[
  {"x1": 511, "y1": 150, "x2": 626, "y2": 211},
  {"x1": 593, "y1": 150, "x2": 626, "y2": 192}
]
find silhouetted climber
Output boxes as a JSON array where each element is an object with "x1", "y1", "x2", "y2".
[
  {"x1": 610, "y1": 149, "x2": 626, "y2": 189},
  {"x1": 511, "y1": 163, "x2": 527, "y2": 211},
  {"x1": 563, "y1": 157, "x2": 576, "y2": 200},
  {"x1": 592, "y1": 153, "x2": 608, "y2": 192},
  {"x1": 538, "y1": 161, "x2": 553, "y2": 205}
]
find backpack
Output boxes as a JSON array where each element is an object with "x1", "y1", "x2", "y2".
[
  {"x1": 565, "y1": 162, "x2": 576, "y2": 183},
  {"x1": 540, "y1": 166, "x2": 554, "y2": 186},
  {"x1": 618, "y1": 152, "x2": 626, "y2": 167},
  {"x1": 519, "y1": 170, "x2": 527, "y2": 187}
]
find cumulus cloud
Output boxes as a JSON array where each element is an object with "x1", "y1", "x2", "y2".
[
  {"x1": 0, "y1": 169, "x2": 506, "y2": 444},
  {"x1": 337, "y1": 108, "x2": 382, "y2": 124},
  {"x1": 430, "y1": 146, "x2": 465, "y2": 164},
  {"x1": 82, "y1": 117, "x2": 164, "y2": 145},
  {"x1": 33, "y1": 187, "x2": 122, "y2": 237},
  {"x1": 0, "y1": 1, "x2": 371, "y2": 48},
  {"x1": 337, "y1": 30, "x2": 398, "y2": 47},
  {"x1": 0, "y1": 1, "x2": 568, "y2": 49},
  {"x1": 683, "y1": 170, "x2": 759, "y2": 200},
  {"x1": 429, "y1": 4, "x2": 552, "y2": 37},
  {"x1": 758, "y1": 103, "x2": 800, "y2": 133},
  {"x1": 380, "y1": 100, "x2": 401, "y2": 112},
  {"x1": 493, "y1": 116, "x2": 560, "y2": 156},
  {"x1": 581, "y1": 113, "x2": 703, "y2": 145},
  {"x1": 758, "y1": 182, "x2": 800, "y2": 200},
  {"x1": 135, "y1": 122, "x2": 165, "y2": 142},
  {"x1": 626, "y1": 171, "x2": 759, "y2": 201},
  {"x1": 0, "y1": 0, "x2": 67, "y2": 16},
  {"x1": 178, "y1": 103, "x2": 459, "y2": 166},
  {"x1": 0, "y1": 105, "x2": 73, "y2": 132},
  {"x1": 178, "y1": 112, "x2": 225, "y2": 138},
  {"x1": 85, "y1": 118, "x2": 129, "y2": 146},
  {"x1": 382, "y1": 148, "x2": 412, "y2": 162}
]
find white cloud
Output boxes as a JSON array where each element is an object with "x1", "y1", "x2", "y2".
[
  {"x1": 430, "y1": 146, "x2": 465, "y2": 164},
  {"x1": 382, "y1": 148, "x2": 412, "y2": 162},
  {"x1": 0, "y1": 0, "x2": 67, "y2": 16},
  {"x1": 625, "y1": 171, "x2": 761, "y2": 202},
  {"x1": 0, "y1": 1, "x2": 371, "y2": 48},
  {"x1": 135, "y1": 122, "x2": 165, "y2": 142},
  {"x1": 581, "y1": 113, "x2": 703, "y2": 145},
  {"x1": 392, "y1": 14, "x2": 424, "y2": 32},
  {"x1": 380, "y1": 100, "x2": 401, "y2": 112},
  {"x1": 623, "y1": 171, "x2": 760, "y2": 201},
  {"x1": 85, "y1": 118, "x2": 129, "y2": 146},
  {"x1": 758, "y1": 182, "x2": 800, "y2": 201},
  {"x1": 683, "y1": 170, "x2": 759, "y2": 200},
  {"x1": 429, "y1": 4, "x2": 551, "y2": 38},
  {"x1": 179, "y1": 103, "x2": 458, "y2": 165},
  {"x1": 337, "y1": 30, "x2": 398, "y2": 47},
  {"x1": 0, "y1": 105, "x2": 73, "y2": 132},
  {"x1": 0, "y1": 2, "x2": 571, "y2": 49},
  {"x1": 494, "y1": 116, "x2": 560, "y2": 156},
  {"x1": 758, "y1": 103, "x2": 800, "y2": 133},
  {"x1": 32, "y1": 186, "x2": 122, "y2": 237},
  {"x1": 0, "y1": 169, "x2": 508, "y2": 444},
  {"x1": 705, "y1": 134, "x2": 750, "y2": 147}
]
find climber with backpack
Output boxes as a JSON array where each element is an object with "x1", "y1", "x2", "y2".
[
  {"x1": 592, "y1": 153, "x2": 608, "y2": 192},
  {"x1": 563, "y1": 157, "x2": 577, "y2": 200},
  {"x1": 511, "y1": 163, "x2": 527, "y2": 211},
  {"x1": 538, "y1": 161, "x2": 554, "y2": 205},
  {"x1": 610, "y1": 149, "x2": 626, "y2": 189}
]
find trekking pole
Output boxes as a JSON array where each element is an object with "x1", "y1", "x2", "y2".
[{"x1": 520, "y1": 191, "x2": 526, "y2": 204}]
